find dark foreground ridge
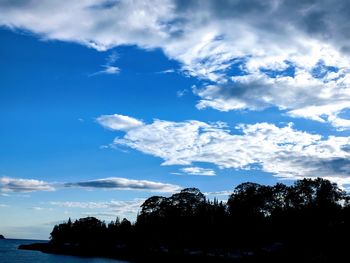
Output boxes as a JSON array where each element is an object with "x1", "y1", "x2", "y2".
[
  {"x1": 19, "y1": 178, "x2": 350, "y2": 262},
  {"x1": 0, "y1": 235, "x2": 4, "y2": 239}
]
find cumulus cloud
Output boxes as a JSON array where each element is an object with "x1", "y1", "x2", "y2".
[
  {"x1": 2, "y1": 0, "x2": 350, "y2": 127},
  {"x1": 65, "y1": 177, "x2": 181, "y2": 193},
  {"x1": 194, "y1": 67, "x2": 350, "y2": 130},
  {"x1": 0, "y1": 177, "x2": 55, "y2": 192},
  {"x1": 180, "y1": 167, "x2": 216, "y2": 176},
  {"x1": 97, "y1": 114, "x2": 144, "y2": 131},
  {"x1": 99, "y1": 114, "x2": 350, "y2": 186}
]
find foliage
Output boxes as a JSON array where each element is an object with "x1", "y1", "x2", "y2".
[{"x1": 50, "y1": 178, "x2": 350, "y2": 261}]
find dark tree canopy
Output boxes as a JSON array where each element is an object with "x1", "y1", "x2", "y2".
[{"x1": 48, "y1": 178, "x2": 350, "y2": 262}]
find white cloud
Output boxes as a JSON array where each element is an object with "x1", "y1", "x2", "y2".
[
  {"x1": 89, "y1": 65, "x2": 120, "y2": 76},
  {"x1": 50, "y1": 199, "x2": 142, "y2": 209},
  {"x1": 204, "y1": 190, "x2": 232, "y2": 197},
  {"x1": 0, "y1": 176, "x2": 180, "y2": 193},
  {"x1": 0, "y1": 204, "x2": 9, "y2": 208},
  {"x1": 65, "y1": 177, "x2": 181, "y2": 193},
  {"x1": 176, "y1": 89, "x2": 188, "y2": 98},
  {"x1": 0, "y1": 177, "x2": 55, "y2": 192},
  {"x1": 180, "y1": 167, "x2": 216, "y2": 176},
  {"x1": 2, "y1": 1, "x2": 350, "y2": 127},
  {"x1": 195, "y1": 68, "x2": 350, "y2": 130},
  {"x1": 97, "y1": 114, "x2": 144, "y2": 131},
  {"x1": 32, "y1": 207, "x2": 45, "y2": 211},
  {"x1": 158, "y1": 69, "x2": 176, "y2": 74},
  {"x1": 90, "y1": 51, "x2": 120, "y2": 76},
  {"x1": 100, "y1": 114, "x2": 350, "y2": 186},
  {"x1": 106, "y1": 51, "x2": 119, "y2": 65},
  {"x1": 50, "y1": 199, "x2": 144, "y2": 218}
]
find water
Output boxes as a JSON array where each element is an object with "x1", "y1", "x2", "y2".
[{"x1": 0, "y1": 239, "x2": 129, "y2": 263}]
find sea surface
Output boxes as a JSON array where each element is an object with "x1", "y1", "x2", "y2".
[{"x1": 0, "y1": 239, "x2": 129, "y2": 263}]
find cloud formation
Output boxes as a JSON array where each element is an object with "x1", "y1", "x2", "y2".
[
  {"x1": 98, "y1": 114, "x2": 350, "y2": 186},
  {"x1": 97, "y1": 114, "x2": 144, "y2": 131},
  {"x1": 50, "y1": 199, "x2": 144, "y2": 218},
  {"x1": 50, "y1": 199, "x2": 143, "y2": 210},
  {"x1": 180, "y1": 167, "x2": 216, "y2": 176},
  {"x1": 89, "y1": 51, "x2": 120, "y2": 76},
  {"x1": 194, "y1": 68, "x2": 350, "y2": 130},
  {"x1": 89, "y1": 65, "x2": 120, "y2": 76},
  {"x1": 0, "y1": 176, "x2": 180, "y2": 193},
  {"x1": 65, "y1": 177, "x2": 181, "y2": 192},
  {"x1": 2, "y1": 0, "x2": 350, "y2": 127},
  {"x1": 0, "y1": 177, "x2": 55, "y2": 192}
]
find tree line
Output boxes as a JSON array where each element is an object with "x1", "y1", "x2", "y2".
[{"x1": 49, "y1": 178, "x2": 350, "y2": 262}]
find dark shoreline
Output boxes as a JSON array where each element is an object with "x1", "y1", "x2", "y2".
[
  {"x1": 18, "y1": 242, "x2": 285, "y2": 262},
  {"x1": 18, "y1": 242, "x2": 134, "y2": 261}
]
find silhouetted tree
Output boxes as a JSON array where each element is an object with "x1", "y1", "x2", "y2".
[{"x1": 48, "y1": 178, "x2": 350, "y2": 262}]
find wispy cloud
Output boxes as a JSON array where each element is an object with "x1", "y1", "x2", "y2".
[
  {"x1": 89, "y1": 51, "x2": 120, "y2": 76},
  {"x1": 180, "y1": 167, "x2": 216, "y2": 176},
  {"x1": 0, "y1": 176, "x2": 181, "y2": 193},
  {"x1": 176, "y1": 89, "x2": 188, "y2": 98},
  {"x1": 156, "y1": 69, "x2": 176, "y2": 74},
  {"x1": 0, "y1": 177, "x2": 55, "y2": 193},
  {"x1": 89, "y1": 65, "x2": 120, "y2": 77},
  {"x1": 50, "y1": 199, "x2": 144, "y2": 217},
  {"x1": 106, "y1": 51, "x2": 119, "y2": 65},
  {"x1": 31, "y1": 207, "x2": 48, "y2": 211},
  {"x1": 98, "y1": 114, "x2": 350, "y2": 187},
  {"x1": 65, "y1": 177, "x2": 181, "y2": 193}
]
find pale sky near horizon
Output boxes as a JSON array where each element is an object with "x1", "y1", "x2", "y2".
[{"x1": 1, "y1": 0, "x2": 350, "y2": 239}]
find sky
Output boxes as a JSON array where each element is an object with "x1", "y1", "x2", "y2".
[{"x1": 1, "y1": 0, "x2": 350, "y2": 240}]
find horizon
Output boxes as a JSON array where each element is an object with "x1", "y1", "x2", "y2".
[{"x1": 1, "y1": 0, "x2": 350, "y2": 240}]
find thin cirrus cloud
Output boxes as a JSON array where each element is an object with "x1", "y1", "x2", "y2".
[
  {"x1": 89, "y1": 65, "x2": 120, "y2": 77},
  {"x1": 50, "y1": 199, "x2": 145, "y2": 220},
  {"x1": 97, "y1": 114, "x2": 350, "y2": 187},
  {"x1": 0, "y1": 176, "x2": 181, "y2": 193},
  {"x1": 89, "y1": 51, "x2": 120, "y2": 76},
  {"x1": 1, "y1": 0, "x2": 350, "y2": 128},
  {"x1": 50, "y1": 199, "x2": 144, "y2": 215}
]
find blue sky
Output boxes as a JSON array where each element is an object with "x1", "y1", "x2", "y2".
[{"x1": 1, "y1": 0, "x2": 350, "y2": 240}]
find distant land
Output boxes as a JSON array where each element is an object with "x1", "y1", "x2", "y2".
[{"x1": 20, "y1": 178, "x2": 350, "y2": 262}]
